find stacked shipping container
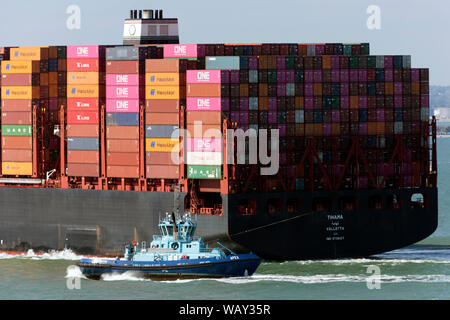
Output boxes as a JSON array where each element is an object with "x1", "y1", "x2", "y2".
[
  {"x1": 0, "y1": 47, "x2": 47, "y2": 176},
  {"x1": 186, "y1": 69, "x2": 223, "y2": 180},
  {"x1": 145, "y1": 58, "x2": 183, "y2": 179},
  {"x1": 66, "y1": 45, "x2": 105, "y2": 177},
  {"x1": 106, "y1": 46, "x2": 144, "y2": 178}
]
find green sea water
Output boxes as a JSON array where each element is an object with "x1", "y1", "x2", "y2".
[{"x1": 0, "y1": 139, "x2": 449, "y2": 300}]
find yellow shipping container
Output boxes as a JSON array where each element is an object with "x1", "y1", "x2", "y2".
[
  {"x1": 67, "y1": 72, "x2": 100, "y2": 85},
  {"x1": 1, "y1": 60, "x2": 40, "y2": 74},
  {"x1": 10, "y1": 46, "x2": 47, "y2": 61},
  {"x1": 2, "y1": 161, "x2": 33, "y2": 175},
  {"x1": 1, "y1": 86, "x2": 39, "y2": 100},
  {"x1": 67, "y1": 85, "x2": 101, "y2": 98},
  {"x1": 146, "y1": 138, "x2": 180, "y2": 152},
  {"x1": 146, "y1": 86, "x2": 180, "y2": 100},
  {"x1": 145, "y1": 73, "x2": 180, "y2": 86}
]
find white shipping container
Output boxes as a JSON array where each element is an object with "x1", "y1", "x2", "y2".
[
  {"x1": 186, "y1": 151, "x2": 222, "y2": 165},
  {"x1": 394, "y1": 122, "x2": 403, "y2": 134}
]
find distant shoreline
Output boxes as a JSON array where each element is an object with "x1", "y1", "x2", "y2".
[{"x1": 437, "y1": 135, "x2": 450, "y2": 138}]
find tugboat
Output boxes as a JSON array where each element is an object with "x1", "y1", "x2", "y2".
[{"x1": 77, "y1": 212, "x2": 261, "y2": 280}]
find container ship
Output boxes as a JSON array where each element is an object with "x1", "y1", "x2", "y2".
[{"x1": 0, "y1": 9, "x2": 437, "y2": 260}]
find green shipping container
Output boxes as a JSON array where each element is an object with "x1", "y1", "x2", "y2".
[
  {"x1": 1, "y1": 125, "x2": 32, "y2": 136},
  {"x1": 187, "y1": 165, "x2": 221, "y2": 179},
  {"x1": 367, "y1": 56, "x2": 377, "y2": 68}
]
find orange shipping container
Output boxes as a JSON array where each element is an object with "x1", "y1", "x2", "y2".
[
  {"x1": 2, "y1": 149, "x2": 32, "y2": 162},
  {"x1": 322, "y1": 56, "x2": 332, "y2": 69},
  {"x1": 1, "y1": 60, "x2": 40, "y2": 74},
  {"x1": 67, "y1": 72, "x2": 101, "y2": 85},
  {"x1": 67, "y1": 124, "x2": 99, "y2": 137},
  {"x1": 2, "y1": 136, "x2": 32, "y2": 149},
  {"x1": 368, "y1": 122, "x2": 377, "y2": 135},
  {"x1": 106, "y1": 126, "x2": 139, "y2": 139},
  {"x1": 10, "y1": 46, "x2": 48, "y2": 61},
  {"x1": 67, "y1": 85, "x2": 102, "y2": 98},
  {"x1": 107, "y1": 139, "x2": 139, "y2": 153},
  {"x1": 146, "y1": 85, "x2": 181, "y2": 100},
  {"x1": 107, "y1": 165, "x2": 139, "y2": 178},
  {"x1": 376, "y1": 122, "x2": 385, "y2": 134},
  {"x1": 186, "y1": 84, "x2": 221, "y2": 97},
  {"x1": 313, "y1": 83, "x2": 322, "y2": 96},
  {"x1": 145, "y1": 59, "x2": 180, "y2": 73},
  {"x1": 145, "y1": 73, "x2": 184, "y2": 86},
  {"x1": 146, "y1": 112, "x2": 179, "y2": 125},
  {"x1": 107, "y1": 152, "x2": 139, "y2": 166},
  {"x1": 67, "y1": 150, "x2": 99, "y2": 164},
  {"x1": 305, "y1": 124, "x2": 314, "y2": 136},
  {"x1": 2, "y1": 161, "x2": 32, "y2": 175},
  {"x1": 1, "y1": 86, "x2": 40, "y2": 100},
  {"x1": 385, "y1": 82, "x2": 394, "y2": 95},
  {"x1": 349, "y1": 96, "x2": 359, "y2": 109}
]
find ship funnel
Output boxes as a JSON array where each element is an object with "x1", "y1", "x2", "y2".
[{"x1": 142, "y1": 9, "x2": 152, "y2": 19}]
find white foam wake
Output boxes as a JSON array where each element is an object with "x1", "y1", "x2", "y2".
[{"x1": 0, "y1": 248, "x2": 89, "y2": 261}]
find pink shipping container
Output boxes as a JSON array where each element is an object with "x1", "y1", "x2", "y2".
[
  {"x1": 163, "y1": 44, "x2": 198, "y2": 58},
  {"x1": 359, "y1": 96, "x2": 367, "y2": 108},
  {"x1": 186, "y1": 97, "x2": 221, "y2": 111},
  {"x1": 304, "y1": 97, "x2": 313, "y2": 109},
  {"x1": 332, "y1": 110, "x2": 340, "y2": 122},
  {"x1": 106, "y1": 74, "x2": 140, "y2": 86},
  {"x1": 239, "y1": 97, "x2": 249, "y2": 110},
  {"x1": 376, "y1": 109, "x2": 385, "y2": 121},
  {"x1": 359, "y1": 123, "x2": 368, "y2": 135},
  {"x1": 304, "y1": 83, "x2": 313, "y2": 96},
  {"x1": 340, "y1": 96, "x2": 349, "y2": 108},
  {"x1": 106, "y1": 86, "x2": 140, "y2": 99},
  {"x1": 340, "y1": 83, "x2": 349, "y2": 96},
  {"x1": 106, "y1": 99, "x2": 140, "y2": 113},
  {"x1": 331, "y1": 56, "x2": 340, "y2": 69},
  {"x1": 384, "y1": 56, "x2": 393, "y2": 68},
  {"x1": 277, "y1": 70, "x2": 286, "y2": 83},
  {"x1": 186, "y1": 70, "x2": 221, "y2": 84},
  {"x1": 385, "y1": 69, "x2": 393, "y2": 82},
  {"x1": 187, "y1": 138, "x2": 222, "y2": 153},
  {"x1": 349, "y1": 70, "x2": 358, "y2": 82},
  {"x1": 331, "y1": 70, "x2": 340, "y2": 82},
  {"x1": 67, "y1": 45, "x2": 100, "y2": 59},
  {"x1": 268, "y1": 97, "x2": 277, "y2": 110},
  {"x1": 304, "y1": 70, "x2": 313, "y2": 83},
  {"x1": 394, "y1": 95, "x2": 403, "y2": 108},
  {"x1": 358, "y1": 69, "x2": 367, "y2": 82},
  {"x1": 230, "y1": 70, "x2": 239, "y2": 83},
  {"x1": 278, "y1": 124, "x2": 286, "y2": 136},
  {"x1": 421, "y1": 95, "x2": 429, "y2": 107},
  {"x1": 394, "y1": 82, "x2": 403, "y2": 95},
  {"x1": 411, "y1": 69, "x2": 420, "y2": 82},
  {"x1": 340, "y1": 69, "x2": 349, "y2": 82},
  {"x1": 322, "y1": 123, "x2": 332, "y2": 136}
]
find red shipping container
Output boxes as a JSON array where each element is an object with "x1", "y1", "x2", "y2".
[
  {"x1": 1, "y1": 99, "x2": 34, "y2": 111},
  {"x1": 186, "y1": 111, "x2": 222, "y2": 124},
  {"x1": 146, "y1": 165, "x2": 179, "y2": 179},
  {"x1": 67, "y1": 150, "x2": 99, "y2": 164},
  {"x1": 67, "y1": 124, "x2": 99, "y2": 137},
  {"x1": 146, "y1": 152, "x2": 179, "y2": 165},
  {"x1": 67, "y1": 98, "x2": 100, "y2": 111},
  {"x1": 106, "y1": 126, "x2": 139, "y2": 140},
  {"x1": 107, "y1": 165, "x2": 139, "y2": 178},
  {"x1": 1, "y1": 112, "x2": 32, "y2": 125},
  {"x1": 146, "y1": 112, "x2": 179, "y2": 125},
  {"x1": 107, "y1": 152, "x2": 139, "y2": 166},
  {"x1": 107, "y1": 139, "x2": 139, "y2": 153},
  {"x1": 2, "y1": 149, "x2": 32, "y2": 162},
  {"x1": 67, "y1": 163, "x2": 99, "y2": 177},
  {"x1": 2, "y1": 136, "x2": 32, "y2": 149},
  {"x1": 67, "y1": 58, "x2": 100, "y2": 72},
  {"x1": 67, "y1": 111, "x2": 99, "y2": 124},
  {"x1": 106, "y1": 60, "x2": 140, "y2": 74},
  {"x1": 145, "y1": 99, "x2": 179, "y2": 113}
]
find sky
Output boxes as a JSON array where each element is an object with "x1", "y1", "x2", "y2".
[{"x1": 0, "y1": 0, "x2": 449, "y2": 85}]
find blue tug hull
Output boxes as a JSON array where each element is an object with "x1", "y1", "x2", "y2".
[{"x1": 77, "y1": 253, "x2": 261, "y2": 280}]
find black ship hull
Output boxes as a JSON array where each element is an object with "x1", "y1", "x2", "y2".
[{"x1": 0, "y1": 186, "x2": 437, "y2": 260}]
